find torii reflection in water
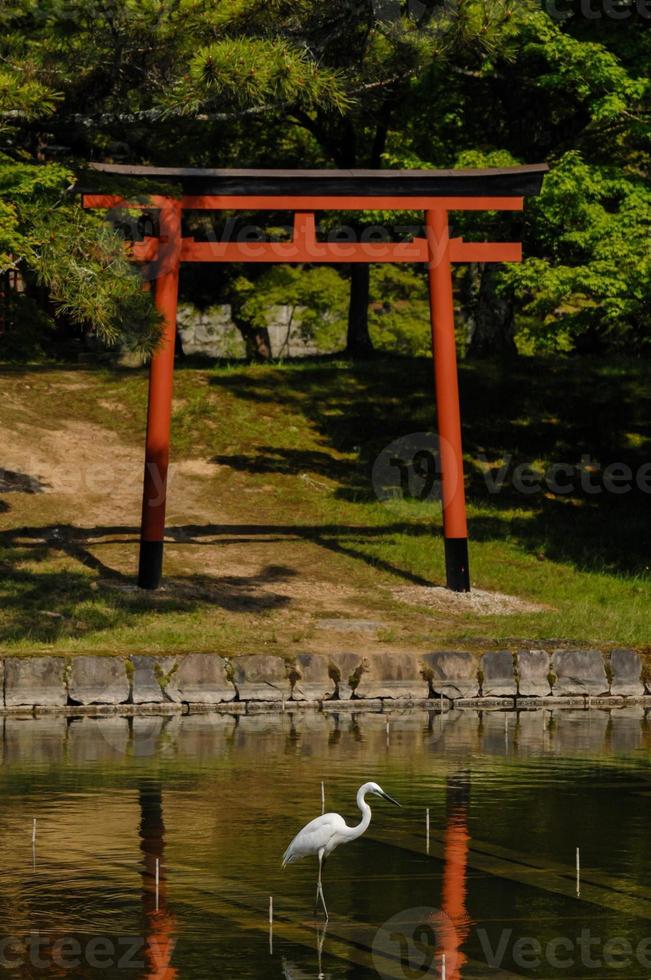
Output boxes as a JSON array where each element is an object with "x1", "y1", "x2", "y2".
[
  {"x1": 139, "y1": 782, "x2": 178, "y2": 980},
  {"x1": 436, "y1": 771, "x2": 471, "y2": 980}
]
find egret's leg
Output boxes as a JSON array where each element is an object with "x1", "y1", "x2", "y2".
[
  {"x1": 317, "y1": 850, "x2": 328, "y2": 920},
  {"x1": 314, "y1": 879, "x2": 320, "y2": 913},
  {"x1": 314, "y1": 852, "x2": 322, "y2": 913}
]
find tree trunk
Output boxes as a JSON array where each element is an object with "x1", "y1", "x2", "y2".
[
  {"x1": 229, "y1": 308, "x2": 272, "y2": 361},
  {"x1": 239, "y1": 322, "x2": 273, "y2": 361},
  {"x1": 466, "y1": 265, "x2": 517, "y2": 358},
  {"x1": 174, "y1": 328, "x2": 185, "y2": 359},
  {"x1": 346, "y1": 263, "x2": 374, "y2": 358}
]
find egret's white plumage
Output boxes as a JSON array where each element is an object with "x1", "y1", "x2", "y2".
[{"x1": 282, "y1": 781, "x2": 400, "y2": 918}]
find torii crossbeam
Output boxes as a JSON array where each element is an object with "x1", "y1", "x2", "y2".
[{"x1": 83, "y1": 163, "x2": 548, "y2": 593}]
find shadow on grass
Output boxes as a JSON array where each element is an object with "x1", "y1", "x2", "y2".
[
  {"x1": 0, "y1": 464, "x2": 52, "y2": 516},
  {"x1": 0, "y1": 467, "x2": 50, "y2": 494},
  {"x1": 206, "y1": 356, "x2": 650, "y2": 577},
  {"x1": 0, "y1": 520, "x2": 435, "y2": 644}
]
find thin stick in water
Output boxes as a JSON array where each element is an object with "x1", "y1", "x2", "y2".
[
  {"x1": 155, "y1": 858, "x2": 160, "y2": 911},
  {"x1": 576, "y1": 846, "x2": 580, "y2": 896},
  {"x1": 32, "y1": 818, "x2": 36, "y2": 845},
  {"x1": 269, "y1": 895, "x2": 273, "y2": 924},
  {"x1": 441, "y1": 952, "x2": 446, "y2": 980}
]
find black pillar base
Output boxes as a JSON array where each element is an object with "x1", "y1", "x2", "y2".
[
  {"x1": 444, "y1": 537, "x2": 470, "y2": 592},
  {"x1": 138, "y1": 540, "x2": 164, "y2": 590}
]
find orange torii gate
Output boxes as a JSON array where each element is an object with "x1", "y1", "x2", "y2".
[{"x1": 83, "y1": 163, "x2": 547, "y2": 593}]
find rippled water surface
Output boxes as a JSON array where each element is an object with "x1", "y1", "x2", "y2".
[{"x1": 1, "y1": 706, "x2": 650, "y2": 979}]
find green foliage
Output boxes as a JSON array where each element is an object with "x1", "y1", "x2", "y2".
[
  {"x1": 510, "y1": 5, "x2": 648, "y2": 124},
  {"x1": 503, "y1": 151, "x2": 651, "y2": 353},
  {"x1": 368, "y1": 265, "x2": 430, "y2": 356},
  {"x1": 169, "y1": 37, "x2": 350, "y2": 117},
  {"x1": 0, "y1": 67, "x2": 59, "y2": 132},
  {"x1": 0, "y1": 156, "x2": 73, "y2": 267},
  {"x1": 0, "y1": 156, "x2": 161, "y2": 355},
  {"x1": 0, "y1": 0, "x2": 649, "y2": 359},
  {"x1": 229, "y1": 262, "x2": 432, "y2": 358},
  {"x1": 234, "y1": 266, "x2": 349, "y2": 353},
  {"x1": 383, "y1": 6, "x2": 650, "y2": 356},
  {"x1": 31, "y1": 207, "x2": 163, "y2": 354}
]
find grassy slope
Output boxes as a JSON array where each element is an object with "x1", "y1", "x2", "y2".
[{"x1": 0, "y1": 355, "x2": 649, "y2": 655}]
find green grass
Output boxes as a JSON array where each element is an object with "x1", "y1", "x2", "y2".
[{"x1": 0, "y1": 354, "x2": 649, "y2": 654}]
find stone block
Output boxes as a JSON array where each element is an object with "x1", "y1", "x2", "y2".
[
  {"x1": 247, "y1": 700, "x2": 291, "y2": 714},
  {"x1": 174, "y1": 654, "x2": 235, "y2": 704},
  {"x1": 552, "y1": 649, "x2": 608, "y2": 696},
  {"x1": 186, "y1": 701, "x2": 246, "y2": 715},
  {"x1": 610, "y1": 649, "x2": 644, "y2": 697},
  {"x1": 481, "y1": 651, "x2": 516, "y2": 696},
  {"x1": 456, "y1": 697, "x2": 515, "y2": 709},
  {"x1": 68, "y1": 656, "x2": 130, "y2": 705},
  {"x1": 527, "y1": 696, "x2": 587, "y2": 707},
  {"x1": 321, "y1": 698, "x2": 383, "y2": 712},
  {"x1": 232, "y1": 655, "x2": 289, "y2": 701},
  {"x1": 517, "y1": 650, "x2": 551, "y2": 697},
  {"x1": 354, "y1": 652, "x2": 426, "y2": 699},
  {"x1": 131, "y1": 655, "x2": 179, "y2": 704},
  {"x1": 291, "y1": 654, "x2": 333, "y2": 701},
  {"x1": 420, "y1": 651, "x2": 479, "y2": 699},
  {"x1": 4, "y1": 657, "x2": 67, "y2": 707}
]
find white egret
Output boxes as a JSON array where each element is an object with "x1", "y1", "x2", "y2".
[{"x1": 282, "y1": 781, "x2": 400, "y2": 918}]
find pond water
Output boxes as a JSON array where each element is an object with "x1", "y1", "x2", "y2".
[{"x1": 0, "y1": 707, "x2": 650, "y2": 979}]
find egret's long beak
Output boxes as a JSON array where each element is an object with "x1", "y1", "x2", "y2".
[{"x1": 380, "y1": 790, "x2": 401, "y2": 807}]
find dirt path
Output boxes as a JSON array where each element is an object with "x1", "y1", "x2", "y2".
[
  {"x1": 0, "y1": 372, "x2": 543, "y2": 656},
  {"x1": 0, "y1": 387, "x2": 405, "y2": 650}
]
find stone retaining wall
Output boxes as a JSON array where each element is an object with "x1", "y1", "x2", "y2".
[{"x1": 0, "y1": 648, "x2": 647, "y2": 713}]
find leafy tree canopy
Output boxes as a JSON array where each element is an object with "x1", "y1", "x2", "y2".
[{"x1": 0, "y1": 0, "x2": 649, "y2": 358}]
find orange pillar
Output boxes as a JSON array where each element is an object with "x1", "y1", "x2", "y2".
[
  {"x1": 425, "y1": 208, "x2": 470, "y2": 592},
  {"x1": 138, "y1": 199, "x2": 181, "y2": 589}
]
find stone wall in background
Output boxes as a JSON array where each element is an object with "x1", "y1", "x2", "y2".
[
  {"x1": 0, "y1": 648, "x2": 648, "y2": 713},
  {"x1": 177, "y1": 303, "x2": 328, "y2": 360}
]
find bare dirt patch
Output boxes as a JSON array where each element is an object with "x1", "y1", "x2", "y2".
[{"x1": 390, "y1": 585, "x2": 549, "y2": 616}]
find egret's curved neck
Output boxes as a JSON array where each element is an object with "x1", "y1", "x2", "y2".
[{"x1": 345, "y1": 785, "x2": 373, "y2": 840}]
